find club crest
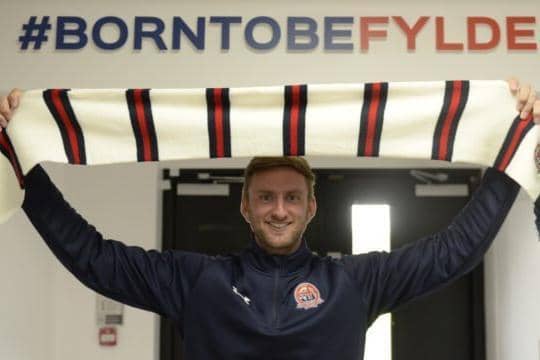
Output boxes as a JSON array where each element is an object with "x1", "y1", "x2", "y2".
[{"x1": 294, "y1": 282, "x2": 324, "y2": 310}]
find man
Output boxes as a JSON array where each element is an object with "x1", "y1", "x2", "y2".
[{"x1": 0, "y1": 81, "x2": 539, "y2": 359}]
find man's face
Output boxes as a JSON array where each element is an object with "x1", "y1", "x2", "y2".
[{"x1": 240, "y1": 166, "x2": 317, "y2": 255}]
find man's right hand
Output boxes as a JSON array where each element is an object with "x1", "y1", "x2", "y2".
[{"x1": 0, "y1": 89, "x2": 22, "y2": 133}]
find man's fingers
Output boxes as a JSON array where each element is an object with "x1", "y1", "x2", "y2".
[
  {"x1": 533, "y1": 99, "x2": 540, "y2": 124},
  {"x1": 0, "y1": 97, "x2": 11, "y2": 120},
  {"x1": 7, "y1": 88, "x2": 22, "y2": 108},
  {"x1": 508, "y1": 77, "x2": 520, "y2": 93},
  {"x1": 521, "y1": 87, "x2": 536, "y2": 119},
  {"x1": 0, "y1": 89, "x2": 21, "y2": 121},
  {"x1": 0, "y1": 113, "x2": 7, "y2": 130},
  {"x1": 517, "y1": 84, "x2": 531, "y2": 112}
]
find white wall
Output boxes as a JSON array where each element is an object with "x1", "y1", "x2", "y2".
[
  {"x1": 485, "y1": 191, "x2": 540, "y2": 360},
  {"x1": 51, "y1": 163, "x2": 162, "y2": 360},
  {"x1": 0, "y1": 203, "x2": 54, "y2": 360},
  {"x1": 0, "y1": 0, "x2": 539, "y2": 359},
  {"x1": 0, "y1": 162, "x2": 162, "y2": 360}
]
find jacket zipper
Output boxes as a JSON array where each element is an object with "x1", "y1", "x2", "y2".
[{"x1": 272, "y1": 265, "x2": 280, "y2": 328}]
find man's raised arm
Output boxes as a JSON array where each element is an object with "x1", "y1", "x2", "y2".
[
  {"x1": 21, "y1": 163, "x2": 213, "y2": 323},
  {"x1": 342, "y1": 167, "x2": 520, "y2": 326}
]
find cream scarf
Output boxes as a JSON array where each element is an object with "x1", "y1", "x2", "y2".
[{"x1": 1, "y1": 80, "x2": 538, "y2": 223}]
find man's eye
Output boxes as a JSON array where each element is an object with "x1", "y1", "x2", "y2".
[
  {"x1": 260, "y1": 194, "x2": 272, "y2": 201},
  {"x1": 288, "y1": 194, "x2": 300, "y2": 201}
]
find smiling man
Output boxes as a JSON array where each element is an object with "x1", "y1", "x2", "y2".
[
  {"x1": 12, "y1": 154, "x2": 525, "y2": 359},
  {"x1": 0, "y1": 82, "x2": 539, "y2": 359},
  {"x1": 240, "y1": 158, "x2": 317, "y2": 256}
]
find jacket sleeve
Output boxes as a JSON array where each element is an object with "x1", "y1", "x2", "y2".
[
  {"x1": 342, "y1": 167, "x2": 520, "y2": 326},
  {"x1": 21, "y1": 164, "x2": 213, "y2": 323}
]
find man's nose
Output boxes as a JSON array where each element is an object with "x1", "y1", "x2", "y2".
[{"x1": 271, "y1": 198, "x2": 288, "y2": 218}]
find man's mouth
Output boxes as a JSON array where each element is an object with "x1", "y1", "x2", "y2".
[{"x1": 266, "y1": 222, "x2": 290, "y2": 230}]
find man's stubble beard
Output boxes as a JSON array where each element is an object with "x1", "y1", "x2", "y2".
[{"x1": 251, "y1": 218, "x2": 309, "y2": 255}]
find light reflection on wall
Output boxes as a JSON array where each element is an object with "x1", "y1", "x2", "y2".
[{"x1": 351, "y1": 204, "x2": 391, "y2": 360}]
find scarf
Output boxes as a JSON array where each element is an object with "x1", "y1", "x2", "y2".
[{"x1": 1, "y1": 80, "x2": 538, "y2": 224}]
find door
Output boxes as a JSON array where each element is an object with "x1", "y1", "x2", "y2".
[{"x1": 160, "y1": 167, "x2": 484, "y2": 360}]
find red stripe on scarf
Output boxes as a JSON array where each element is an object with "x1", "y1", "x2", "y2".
[
  {"x1": 365, "y1": 83, "x2": 381, "y2": 156},
  {"x1": 290, "y1": 85, "x2": 300, "y2": 156},
  {"x1": 213, "y1": 88, "x2": 225, "y2": 158},
  {"x1": 438, "y1": 81, "x2": 462, "y2": 160},
  {"x1": 498, "y1": 115, "x2": 533, "y2": 171},
  {"x1": 133, "y1": 89, "x2": 152, "y2": 161},
  {"x1": 0, "y1": 134, "x2": 24, "y2": 187}
]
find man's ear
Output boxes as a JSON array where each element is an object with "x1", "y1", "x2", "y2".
[
  {"x1": 307, "y1": 196, "x2": 317, "y2": 223},
  {"x1": 240, "y1": 196, "x2": 250, "y2": 224}
]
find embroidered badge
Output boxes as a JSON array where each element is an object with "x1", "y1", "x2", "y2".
[{"x1": 294, "y1": 282, "x2": 324, "y2": 310}]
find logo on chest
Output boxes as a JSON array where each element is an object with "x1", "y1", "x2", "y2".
[{"x1": 294, "y1": 282, "x2": 324, "y2": 310}]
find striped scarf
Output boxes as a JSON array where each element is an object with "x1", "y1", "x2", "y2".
[{"x1": 0, "y1": 80, "x2": 538, "y2": 224}]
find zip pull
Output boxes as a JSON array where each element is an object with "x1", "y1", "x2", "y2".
[{"x1": 232, "y1": 286, "x2": 251, "y2": 305}]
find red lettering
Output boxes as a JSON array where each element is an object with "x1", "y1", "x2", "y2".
[
  {"x1": 393, "y1": 16, "x2": 429, "y2": 50},
  {"x1": 506, "y1": 17, "x2": 537, "y2": 50},
  {"x1": 360, "y1": 17, "x2": 389, "y2": 51},
  {"x1": 436, "y1": 17, "x2": 464, "y2": 51},
  {"x1": 467, "y1": 17, "x2": 500, "y2": 50}
]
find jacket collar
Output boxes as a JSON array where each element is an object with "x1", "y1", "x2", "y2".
[{"x1": 243, "y1": 234, "x2": 313, "y2": 276}]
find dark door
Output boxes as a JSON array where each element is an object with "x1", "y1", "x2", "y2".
[{"x1": 160, "y1": 167, "x2": 484, "y2": 360}]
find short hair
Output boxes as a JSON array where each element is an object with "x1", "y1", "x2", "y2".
[{"x1": 242, "y1": 157, "x2": 316, "y2": 200}]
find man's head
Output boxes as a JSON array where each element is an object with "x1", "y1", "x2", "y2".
[{"x1": 240, "y1": 157, "x2": 317, "y2": 256}]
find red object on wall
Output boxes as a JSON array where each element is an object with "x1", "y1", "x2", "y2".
[{"x1": 99, "y1": 326, "x2": 117, "y2": 346}]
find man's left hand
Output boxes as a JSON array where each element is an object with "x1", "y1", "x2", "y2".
[{"x1": 507, "y1": 78, "x2": 540, "y2": 124}]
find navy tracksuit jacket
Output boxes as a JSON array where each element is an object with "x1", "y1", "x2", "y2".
[{"x1": 22, "y1": 164, "x2": 521, "y2": 359}]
